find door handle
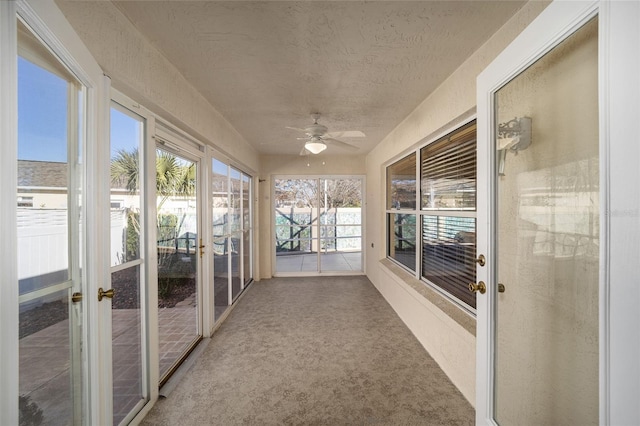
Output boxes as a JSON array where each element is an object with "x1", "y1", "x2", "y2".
[
  {"x1": 468, "y1": 281, "x2": 486, "y2": 294},
  {"x1": 199, "y1": 238, "x2": 205, "y2": 258},
  {"x1": 476, "y1": 254, "x2": 486, "y2": 267},
  {"x1": 98, "y1": 287, "x2": 115, "y2": 302},
  {"x1": 71, "y1": 292, "x2": 83, "y2": 303}
]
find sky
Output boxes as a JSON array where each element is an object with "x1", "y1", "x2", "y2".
[
  {"x1": 18, "y1": 56, "x2": 139, "y2": 163},
  {"x1": 19, "y1": 54, "x2": 232, "y2": 176}
]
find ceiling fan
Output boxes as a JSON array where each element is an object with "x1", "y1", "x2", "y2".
[{"x1": 286, "y1": 113, "x2": 365, "y2": 155}]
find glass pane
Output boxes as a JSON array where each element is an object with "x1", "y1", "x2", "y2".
[
  {"x1": 494, "y1": 18, "x2": 599, "y2": 425},
  {"x1": 421, "y1": 216, "x2": 476, "y2": 308},
  {"x1": 17, "y1": 20, "x2": 83, "y2": 425},
  {"x1": 212, "y1": 159, "x2": 228, "y2": 237},
  {"x1": 274, "y1": 179, "x2": 317, "y2": 273},
  {"x1": 319, "y1": 178, "x2": 363, "y2": 272},
  {"x1": 110, "y1": 103, "x2": 146, "y2": 423},
  {"x1": 19, "y1": 290, "x2": 73, "y2": 425},
  {"x1": 243, "y1": 230, "x2": 251, "y2": 285},
  {"x1": 111, "y1": 265, "x2": 144, "y2": 424},
  {"x1": 156, "y1": 150, "x2": 199, "y2": 382},
  {"x1": 231, "y1": 234, "x2": 241, "y2": 300},
  {"x1": 387, "y1": 153, "x2": 416, "y2": 209},
  {"x1": 242, "y1": 174, "x2": 251, "y2": 286},
  {"x1": 213, "y1": 237, "x2": 229, "y2": 322},
  {"x1": 275, "y1": 179, "x2": 318, "y2": 208},
  {"x1": 229, "y1": 168, "x2": 241, "y2": 234},
  {"x1": 110, "y1": 106, "x2": 143, "y2": 266},
  {"x1": 387, "y1": 213, "x2": 415, "y2": 271}
]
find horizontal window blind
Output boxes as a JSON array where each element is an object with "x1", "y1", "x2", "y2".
[
  {"x1": 422, "y1": 215, "x2": 476, "y2": 308},
  {"x1": 421, "y1": 123, "x2": 476, "y2": 210}
]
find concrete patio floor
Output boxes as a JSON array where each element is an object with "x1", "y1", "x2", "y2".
[{"x1": 276, "y1": 251, "x2": 362, "y2": 273}]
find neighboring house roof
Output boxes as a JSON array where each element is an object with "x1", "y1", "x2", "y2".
[{"x1": 18, "y1": 160, "x2": 67, "y2": 188}]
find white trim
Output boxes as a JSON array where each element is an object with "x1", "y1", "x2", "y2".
[
  {"x1": 602, "y1": 1, "x2": 640, "y2": 424},
  {"x1": 476, "y1": 1, "x2": 602, "y2": 424},
  {"x1": 0, "y1": 3, "x2": 19, "y2": 424}
]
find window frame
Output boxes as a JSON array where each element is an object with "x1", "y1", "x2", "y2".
[{"x1": 385, "y1": 118, "x2": 477, "y2": 314}]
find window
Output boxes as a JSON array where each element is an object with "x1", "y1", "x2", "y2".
[
  {"x1": 386, "y1": 154, "x2": 416, "y2": 270},
  {"x1": 386, "y1": 121, "x2": 477, "y2": 310}
]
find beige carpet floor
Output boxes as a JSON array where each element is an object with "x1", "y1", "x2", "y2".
[{"x1": 141, "y1": 276, "x2": 474, "y2": 425}]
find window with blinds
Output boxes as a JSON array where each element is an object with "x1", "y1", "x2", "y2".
[
  {"x1": 421, "y1": 122, "x2": 476, "y2": 211},
  {"x1": 385, "y1": 120, "x2": 477, "y2": 311},
  {"x1": 420, "y1": 121, "x2": 477, "y2": 309},
  {"x1": 422, "y1": 215, "x2": 476, "y2": 308}
]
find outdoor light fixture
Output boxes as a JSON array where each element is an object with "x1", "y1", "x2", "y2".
[
  {"x1": 305, "y1": 137, "x2": 327, "y2": 154},
  {"x1": 497, "y1": 116, "x2": 532, "y2": 175}
]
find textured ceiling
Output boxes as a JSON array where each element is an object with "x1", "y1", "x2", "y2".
[{"x1": 112, "y1": 1, "x2": 526, "y2": 156}]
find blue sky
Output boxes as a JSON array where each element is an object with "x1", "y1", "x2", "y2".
[
  {"x1": 19, "y1": 55, "x2": 231, "y2": 173},
  {"x1": 19, "y1": 56, "x2": 139, "y2": 162},
  {"x1": 18, "y1": 57, "x2": 68, "y2": 162}
]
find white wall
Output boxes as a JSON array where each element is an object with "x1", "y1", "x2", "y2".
[{"x1": 364, "y1": 0, "x2": 550, "y2": 405}]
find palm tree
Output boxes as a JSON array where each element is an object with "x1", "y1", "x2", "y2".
[{"x1": 110, "y1": 148, "x2": 196, "y2": 261}]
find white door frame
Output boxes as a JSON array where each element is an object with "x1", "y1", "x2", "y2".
[
  {"x1": 0, "y1": 1, "x2": 106, "y2": 424},
  {"x1": 476, "y1": 1, "x2": 640, "y2": 424}
]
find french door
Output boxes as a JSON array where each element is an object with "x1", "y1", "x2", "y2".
[
  {"x1": 476, "y1": 1, "x2": 640, "y2": 424},
  {"x1": 109, "y1": 100, "x2": 150, "y2": 424},
  {"x1": 15, "y1": 17, "x2": 86, "y2": 426}
]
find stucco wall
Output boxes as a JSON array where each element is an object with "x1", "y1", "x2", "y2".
[
  {"x1": 364, "y1": 0, "x2": 550, "y2": 405},
  {"x1": 55, "y1": 0, "x2": 259, "y2": 174}
]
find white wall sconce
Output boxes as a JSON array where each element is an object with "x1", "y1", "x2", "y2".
[{"x1": 497, "y1": 116, "x2": 532, "y2": 175}]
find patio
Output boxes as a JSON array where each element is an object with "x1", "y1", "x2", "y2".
[
  {"x1": 19, "y1": 304, "x2": 197, "y2": 425},
  {"x1": 275, "y1": 251, "x2": 362, "y2": 273}
]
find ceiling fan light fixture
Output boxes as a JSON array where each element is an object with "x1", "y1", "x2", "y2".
[{"x1": 305, "y1": 139, "x2": 327, "y2": 154}]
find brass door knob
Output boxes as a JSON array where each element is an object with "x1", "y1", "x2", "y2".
[
  {"x1": 98, "y1": 287, "x2": 115, "y2": 302},
  {"x1": 468, "y1": 281, "x2": 486, "y2": 294},
  {"x1": 476, "y1": 254, "x2": 486, "y2": 267},
  {"x1": 498, "y1": 283, "x2": 505, "y2": 293},
  {"x1": 71, "y1": 292, "x2": 83, "y2": 303}
]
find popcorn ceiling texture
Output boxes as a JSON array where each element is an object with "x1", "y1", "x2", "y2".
[{"x1": 141, "y1": 276, "x2": 474, "y2": 425}]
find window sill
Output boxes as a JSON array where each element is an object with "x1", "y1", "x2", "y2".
[{"x1": 379, "y1": 258, "x2": 476, "y2": 336}]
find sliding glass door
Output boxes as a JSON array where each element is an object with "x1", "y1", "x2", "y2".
[
  {"x1": 156, "y1": 148, "x2": 202, "y2": 385},
  {"x1": 211, "y1": 158, "x2": 253, "y2": 323},
  {"x1": 274, "y1": 176, "x2": 364, "y2": 274}
]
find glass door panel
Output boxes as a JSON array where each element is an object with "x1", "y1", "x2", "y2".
[
  {"x1": 230, "y1": 168, "x2": 242, "y2": 300},
  {"x1": 274, "y1": 179, "x2": 318, "y2": 273},
  {"x1": 494, "y1": 18, "x2": 599, "y2": 425},
  {"x1": 17, "y1": 20, "x2": 84, "y2": 425},
  {"x1": 242, "y1": 174, "x2": 252, "y2": 286},
  {"x1": 156, "y1": 149, "x2": 201, "y2": 384},
  {"x1": 319, "y1": 178, "x2": 363, "y2": 272},
  {"x1": 109, "y1": 104, "x2": 147, "y2": 424},
  {"x1": 211, "y1": 159, "x2": 229, "y2": 322}
]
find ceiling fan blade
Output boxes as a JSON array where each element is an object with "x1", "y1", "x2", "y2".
[
  {"x1": 286, "y1": 126, "x2": 308, "y2": 132},
  {"x1": 325, "y1": 130, "x2": 365, "y2": 139},
  {"x1": 325, "y1": 138, "x2": 359, "y2": 151}
]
